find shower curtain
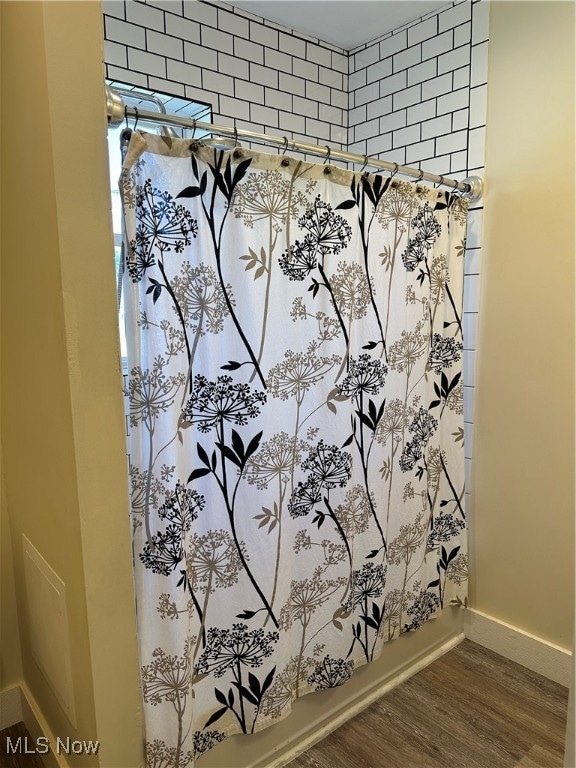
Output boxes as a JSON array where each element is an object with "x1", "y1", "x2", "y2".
[{"x1": 121, "y1": 133, "x2": 469, "y2": 767}]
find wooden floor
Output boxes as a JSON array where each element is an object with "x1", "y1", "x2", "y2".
[
  {"x1": 0, "y1": 641, "x2": 568, "y2": 768},
  {"x1": 288, "y1": 640, "x2": 569, "y2": 768},
  {"x1": 0, "y1": 723, "x2": 44, "y2": 768}
]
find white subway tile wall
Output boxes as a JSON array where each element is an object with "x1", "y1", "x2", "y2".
[
  {"x1": 348, "y1": 0, "x2": 488, "y2": 512},
  {"x1": 104, "y1": 0, "x2": 489, "y2": 509},
  {"x1": 103, "y1": 0, "x2": 349, "y2": 151}
]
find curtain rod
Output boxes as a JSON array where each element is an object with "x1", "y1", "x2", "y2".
[{"x1": 106, "y1": 86, "x2": 483, "y2": 200}]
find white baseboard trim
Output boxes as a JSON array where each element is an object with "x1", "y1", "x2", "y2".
[
  {"x1": 20, "y1": 683, "x2": 69, "y2": 768},
  {"x1": 1, "y1": 685, "x2": 85, "y2": 768},
  {"x1": 4, "y1": 630, "x2": 466, "y2": 768},
  {"x1": 0, "y1": 686, "x2": 23, "y2": 730},
  {"x1": 465, "y1": 608, "x2": 572, "y2": 687},
  {"x1": 262, "y1": 632, "x2": 465, "y2": 768}
]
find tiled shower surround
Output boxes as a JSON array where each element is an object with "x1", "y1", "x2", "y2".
[
  {"x1": 347, "y1": 0, "x2": 488, "y2": 509},
  {"x1": 103, "y1": 0, "x2": 349, "y2": 147},
  {"x1": 103, "y1": 0, "x2": 488, "y2": 506}
]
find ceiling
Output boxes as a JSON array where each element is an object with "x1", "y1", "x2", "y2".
[{"x1": 226, "y1": 1, "x2": 450, "y2": 50}]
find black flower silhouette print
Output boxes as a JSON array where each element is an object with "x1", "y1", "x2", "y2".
[
  {"x1": 192, "y1": 731, "x2": 225, "y2": 759},
  {"x1": 279, "y1": 197, "x2": 354, "y2": 354},
  {"x1": 404, "y1": 589, "x2": 441, "y2": 632},
  {"x1": 195, "y1": 623, "x2": 279, "y2": 734},
  {"x1": 121, "y1": 137, "x2": 468, "y2": 766},
  {"x1": 401, "y1": 203, "x2": 441, "y2": 272},
  {"x1": 338, "y1": 354, "x2": 387, "y2": 398},
  {"x1": 344, "y1": 563, "x2": 387, "y2": 611},
  {"x1": 140, "y1": 482, "x2": 204, "y2": 576},
  {"x1": 427, "y1": 333, "x2": 463, "y2": 374},
  {"x1": 183, "y1": 375, "x2": 266, "y2": 432},
  {"x1": 299, "y1": 195, "x2": 352, "y2": 255},
  {"x1": 289, "y1": 478, "x2": 323, "y2": 518},
  {"x1": 195, "y1": 623, "x2": 278, "y2": 678},
  {"x1": 277, "y1": 238, "x2": 315, "y2": 281},
  {"x1": 344, "y1": 562, "x2": 388, "y2": 661},
  {"x1": 428, "y1": 513, "x2": 465, "y2": 548},
  {"x1": 307, "y1": 656, "x2": 354, "y2": 690},
  {"x1": 128, "y1": 179, "x2": 198, "y2": 282},
  {"x1": 300, "y1": 440, "x2": 353, "y2": 489},
  {"x1": 400, "y1": 407, "x2": 439, "y2": 472}
]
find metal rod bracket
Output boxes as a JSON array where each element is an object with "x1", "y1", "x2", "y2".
[{"x1": 462, "y1": 176, "x2": 484, "y2": 202}]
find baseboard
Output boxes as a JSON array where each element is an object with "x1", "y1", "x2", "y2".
[
  {"x1": 0, "y1": 686, "x2": 23, "y2": 730},
  {"x1": 20, "y1": 683, "x2": 69, "y2": 768},
  {"x1": 1, "y1": 684, "x2": 66, "y2": 767},
  {"x1": 157, "y1": 609, "x2": 465, "y2": 768},
  {"x1": 1, "y1": 685, "x2": 96, "y2": 768},
  {"x1": 465, "y1": 608, "x2": 572, "y2": 687},
  {"x1": 256, "y1": 631, "x2": 465, "y2": 768},
  {"x1": 5, "y1": 627, "x2": 466, "y2": 768}
]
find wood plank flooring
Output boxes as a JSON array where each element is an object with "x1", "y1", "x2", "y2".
[
  {"x1": 288, "y1": 639, "x2": 569, "y2": 768},
  {"x1": 0, "y1": 641, "x2": 568, "y2": 768},
  {"x1": 0, "y1": 723, "x2": 44, "y2": 768}
]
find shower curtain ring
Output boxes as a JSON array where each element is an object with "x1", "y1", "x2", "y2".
[
  {"x1": 281, "y1": 136, "x2": 289, "y2": 155},
  {"x1": 122, "y1": 106, "x2": 133, "y2": 142},
  {"x1": 323, "y1": 145, "x2": 331, "y2": 164},
  {"x1": 233, "y1": 120, "x2": 238, "y2": 147},
  {"x1": 390, "y1": 162, "x2": 399, "y2": 179},
  {"x1": 414, "y1": 169, "x2": 424, "y2": 183},
  {"x1": 191, "y1": 119, "x2": 197, "y2": 140},
  {"x1": 434, "y1": 175, "x2": 444, "y2": 189}
]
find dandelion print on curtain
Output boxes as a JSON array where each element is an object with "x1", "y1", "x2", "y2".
[{"x1": 121, "y1": 133, "x2": 469, "y2": 767}]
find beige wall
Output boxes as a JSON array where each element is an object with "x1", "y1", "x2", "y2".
[
  {"x1": 1, "y1": 454, "x2": 23, "y2": 692},
  {"x1": 1, "y1": 9, "x2": 97, "y2": 758},
  {"x1": 0, "y1": 0, "x2": 573, "y2": 765},
  {"x1": 0, "y1": 4, "x2": 466, "y2": 767},
  {"x1": 471, "y1": 1, "x2": 575, "y2": 650},
  {"x1": 0, "y1": 2, "x2": 143, "y2": 765},
  {"x1": 0, "y1": 3, "x2": 22, "y2": 699}
]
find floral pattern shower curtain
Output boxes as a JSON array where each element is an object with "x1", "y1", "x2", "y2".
[{"x1": 121, "y1": 133, "x2": 469, "y2": 767}]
